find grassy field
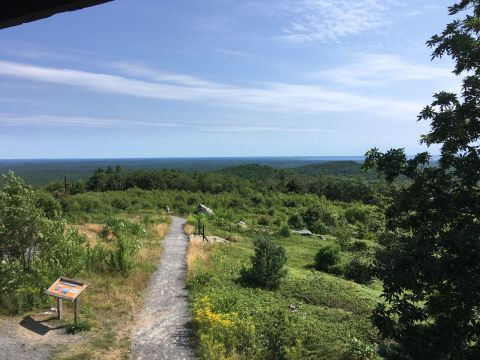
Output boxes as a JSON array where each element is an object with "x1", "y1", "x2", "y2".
[
  {"x1": 186, "y1": 218, "x2": 382, "y2": 360},
  {"x1": 50, "y1": 213, "x2": 169, "y2": 359}
]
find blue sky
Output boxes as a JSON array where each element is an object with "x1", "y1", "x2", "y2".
[{"x1": 0, "y1": 0, "x2": 460, "y2": 158}]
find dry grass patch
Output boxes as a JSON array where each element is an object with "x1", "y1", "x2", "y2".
[
  {"x1": 154, "y1": 223, "x2": 168, "y2": 238},
  {"x1": 187, "y1": 240, "x2": 208, "y2": 277},
  {"x1": 184, "y1": 223, "x2": 195, "y2": 236},
  {"x1": 69, "y1": 223, "x2": 103, "y2": 246}
]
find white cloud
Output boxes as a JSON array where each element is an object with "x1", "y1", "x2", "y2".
[
  {"x1": 0, "y1": 113, "x2": 182, "y2": 128},
  {"x1": 0, "y1": 113, "x2": 327, "y2": 133},
  {"x1": 309, "y1": 53, "x2": 455, "y2": 87},
  {"x1": 0, "y1": 60, "x2": 423, "y2": 118},
  {"x1": 278, "y1": 0, "x2": 398, "y2": 43},
  {"x1": 109, "y1": 61, "x2": 223, "y2": 88}
]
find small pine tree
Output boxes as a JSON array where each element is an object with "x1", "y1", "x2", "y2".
[
  {"x1": 241, "y1": 236, "x2": 287, "y2": 290},
  {"x1": 314, "y1": 243, "x2": 341, "y2": 274}
]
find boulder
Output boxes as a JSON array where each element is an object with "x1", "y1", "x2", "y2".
[
  {"x1": 236, "y1": 221, "x2": 247, "y2": 228},
  {"x1": 196, "y1": 204, "x2": 214, "y2": 215},
  {"x1": 292, "y1": 229, "x2": 314, "y2": 237}
]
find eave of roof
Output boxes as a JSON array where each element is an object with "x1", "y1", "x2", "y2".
[{"x1": 0, "y1": 0, "x2": 113, "y2": 30}]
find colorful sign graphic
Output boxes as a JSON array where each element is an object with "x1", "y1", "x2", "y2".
[{"x1": 46, "y1": 277, "x2": 88, "y2": 301}]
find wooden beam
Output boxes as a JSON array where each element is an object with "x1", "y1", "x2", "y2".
[{"x1": 0, "y1": 0, "x2": 113, "y2": 30}]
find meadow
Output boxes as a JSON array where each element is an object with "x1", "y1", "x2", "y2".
[
  {"x1": 51, "y1": 163, "x2": 388, "y2": 359},
  {"x1": 1, "y1": 161, "x2": 391, "y2": 359}
]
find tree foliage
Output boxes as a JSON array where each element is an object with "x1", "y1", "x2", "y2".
[
  {"x1": 240, "y1": 236, "x2": 287, "y2": 290},
  {"x1": 364, "y1": 2, "x2": 480, "y2": 358},
  {"x1": 0, "y1": 172, "x2": 86, "y2": 312}
]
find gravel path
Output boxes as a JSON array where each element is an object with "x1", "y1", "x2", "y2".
[
  {"x1": 0, "y1": 318, "x2": 51, "y2": 360},
  {"x1": 132, "y1": 216, "x2": 195, "y2": 360},
  {"x1": 0, "y1": 315, "x2": 79, "y2": 360}
]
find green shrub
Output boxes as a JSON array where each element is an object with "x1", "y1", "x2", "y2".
[
  {"x1": 345, "y1": 335, "x2": 377, "y2": 360},
  {"x1": 240, "y1": 236, "x2": 287, "y2": 290},
  {"x1": 310, "y1": 221, "x2": 328, "y2": 234},
  {"x1": 303, "y1": 204, "x2": 341, "y2": 230},
  {"x1": 109, "y1": 236, "x2": 142, "y2": 274},
  {"x1": 86, "y1": 244, "x2": 110, "y2": 273},
  {"x1": 258, "y1": 215, "x2": 270, "y2": 226},
  {"x1": 314, "y1": 243, "x2": 341, "y2": 273},
  {"x1": 278, "y1": 224, "x2": 291, "y2": 237},
  {"x1": 288, "y1": 213, "x2": 304, "y2": 229},
  {"x1": 345, "y1": 256, "x2": 374, "y2": 284},
  {"x1": 0, "y1": 261, "x2": 46, "y2": 313},
  {"x1": 188, "y1": 271, "x2": 214, "y2": 291},
  {"x1": 99, "y1": 217, "x2": 145, "y2": 239},
  {"x1": 35, "y1": 191, "x2": 62, "y2": 219},
  {"x1": 350, "y1": 240, "x2": 368, "y2": 252},
  {"x1": 333, "y1": 227, "x2": 354, "y2": 250},
  {"x1": 111, "y1": 197, "x2": 128, "y2": 210}
]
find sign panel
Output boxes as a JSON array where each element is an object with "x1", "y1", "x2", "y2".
[{"x1": 46, "y1": 277, "x2": 88, "y2": 301}]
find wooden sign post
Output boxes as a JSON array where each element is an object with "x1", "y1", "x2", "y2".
[{"x1": 46, "y1": 277, "x2": 88, "y2": 325}]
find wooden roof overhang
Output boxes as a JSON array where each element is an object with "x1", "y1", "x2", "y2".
[{"x1": 0, "y1": 1, "x2": 113, "y2": 30}]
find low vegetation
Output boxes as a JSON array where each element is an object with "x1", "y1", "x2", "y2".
[
  {"x1": 0, "y1": 172, "x2": 170, "y2": 358},
  {"x1": 186, "y1": 213, "x2": 382, "y2": 359}
]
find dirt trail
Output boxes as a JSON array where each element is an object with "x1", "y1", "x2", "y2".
[{"x1": 132, "y1": 216, "x2": 195, "y2": 359}]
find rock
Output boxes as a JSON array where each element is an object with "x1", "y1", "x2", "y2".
[
  {"x1": 189, "y1": 235, "x2": 228, "y2": 243},
  {"x1": 318, "y1": 235, "x2": 327, "y2": 240},
  {"x1": 196, "y1": 204, "x2": 214, "y2": 215},
  {"x1": 289, "y1": 304, "x2": 297, "y2": 312},
  {"x1": 236, "y1": 221, "x2": 247, "y2": 228},
  {"x1": 292, "y1": 229, "x2": 314, "y2": 237}
]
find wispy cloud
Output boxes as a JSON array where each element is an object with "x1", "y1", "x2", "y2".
[
  {"x1": 0, "y1": 60, "x2": 423, "y2": 118},
  {"x1": 204, "y1": 125, "x2": 326, "y2": 133},
  {"x1": 308, "y1": 53, "x2": 455, "y2": 87},
  {"x1": 278, "y1": 0, "x2": 399, "y2": 43},
  {"x1": 0, "y1": 113, "x2": 182, "y2": 128},
  {"x1": 0, "y1": 113, "x2": 326, "y2": 133}
]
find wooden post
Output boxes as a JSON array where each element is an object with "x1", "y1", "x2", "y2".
[
  {"x1": 74, "y1": 298, "x2": 79, "y2": 325},
  {"x1": 57, "y1": 298, "x2": 63, "y2": 320},
  {"x1": 64, "y1": 176, "x2": 68, "y2": 194},
  {"x1": 202, "y1": 225, "x2": 206, "y2": 242}
]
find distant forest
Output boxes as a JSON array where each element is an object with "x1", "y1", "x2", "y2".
[
  {"x1": 34, "y1": 162, "x2": 392, "y2": 205},
  {"x1": 0, "y1": 157, "x2": 366, "y2": 184}
]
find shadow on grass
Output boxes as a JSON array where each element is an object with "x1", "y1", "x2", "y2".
[{"x1": 19, "y1": 316, "x2": 65, "y2": 336}]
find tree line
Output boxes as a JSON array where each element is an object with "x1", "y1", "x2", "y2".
[{"x1": 43, "y1": 164, "x2": 392, "y2": 205}]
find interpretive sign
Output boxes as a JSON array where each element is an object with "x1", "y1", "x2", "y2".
[{"x1": 46, "y1": 277, "x2": 88, "y2": 324}]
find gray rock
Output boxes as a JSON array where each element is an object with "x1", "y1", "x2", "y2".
[
  {"x1": 236, "y1": 221, "x2": 247, "y2": 228},
  {"x1": 196, "y1": 204, "x2": 214, "y2": 215},
  {"x1": 292, "y1": 229, "x2": 314, "y2": 237}
]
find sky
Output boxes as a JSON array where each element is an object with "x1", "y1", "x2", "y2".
[{"x1": 0, "y1": 0, "x2": 462, "y2": 158}]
